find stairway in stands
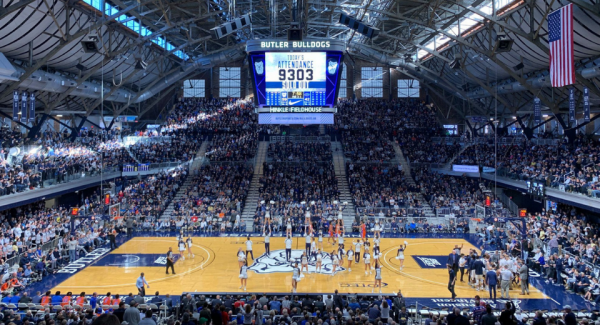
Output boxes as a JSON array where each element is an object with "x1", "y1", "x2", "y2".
[
  {"x1": 158, "y1": 141, "x2": 207, "y2": 222},
  {"x1": 241, "y1": 141, "x2": 269, "y2": 232},
  {"x1": 390, "y1": 141, "x2": 435, "y2": 217},
  {"x1": 190, "y1": 139, "x2": 209, "y2": 172},
  {"x1": 125, "y1": 145, "x2": 141, "y2": 164},
  {"x1": 443, "y1": 142, "x2": 474, "y2": 169},
  {"x1": 331, "y1": 141, "x2": 356, "y2": 232}
]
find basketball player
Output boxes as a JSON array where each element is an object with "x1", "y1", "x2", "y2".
[
  {"x1": 315, "y1": 249, "x2": 323, "y2": 273},
  {"x1": 292, "y1": 262, "x2": 301, "y2": 293},
  {"x1": 328, "y1": 222, "x2": 335, "y2": 244},
  {"x1": 285, "y1": 235, "x2": 292, "y2": 261},
  {"x1": 331, "y1": 250, "x2": 340, "y2": 276},
  {"x1": 239, "y1": 260, "x2": 248, "y2": 291},
  {"x1": 166, "y1": 247, "x2": 175, "y2": 275},
  {"x1": 373, "y1": 259, "x2": 382, "y2": 293},
  {"x1": 364, "y1": 250, "x2": 371, "y2": 275},
  {"x1": 346, "y1": 247, "x2": 354, "y2": 272},
  {"x1": 178, "y1": 238, "x2": 186, "y2": 261},
  {"x1": 360, "y1": 221, "x2": 367, "y2": 239},
  {"x1": 245, "y1": 236, "x2": 254, "y2": 261},
  {"x1": 354, "y1": 239, "x2": 362, "y2": 263},
  {"x1": 264, "y1": 230, "x2": 271, "y2": 255},
  {"x1": 186, "y1": 236, "x2": 194, "y2": 258},
  {"x1": 237, "y1": 248, "x2": 246, "y2": 268},
  {"x1": 396, "y1": 241, "x2": 408, "y2": 271}
]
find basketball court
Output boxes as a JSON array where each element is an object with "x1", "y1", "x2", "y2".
[{"x1": 50, "y1": 236, "x2": 547, "y2": 299}]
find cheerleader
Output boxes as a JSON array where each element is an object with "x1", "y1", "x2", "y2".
[
  {"x1": 373, "y1": 259, "x2": 382, "y2": 293},
  {"x1": 364, "y1": 251, "x2": 371, "y2": 275},
  {"x1": 315, "y1": 249, "x2": 323, "y2": 273},
  {"x1": 186, "y1": 236, "x2": 194, "y2": 258},
  {"x1": 354, "y1": 240, "x2": 362, "y2": 263},
  {"x1": 310, "y1": 237, "x2": 318, "y2": 260},
  {"x1": 337, "y1": 232, "x2": 344, "y2": 247},
  {"x1": 301, "y1": 252, "x2": 309, "y2": 275},
  {"x1": 374, "y1": 221, "x2": 381, "y2": 237},
  {"x1": 304, "y1": 210, "x2": 311, "y2": 236},
  {"x1": 374, "y1": 235, "x2": 380, "y2": 250},
  {"x1": 264, "y1": 230, "x2": 271, "y2": 255},
  {"x1": 337, "y1": 244, "x2": 345, "y2": 268},
  {"x1": 337, "y1": 208, "x2": 343, "y2": 227},
  {"x1": 245, "y1": 236, "x2": 254, "y2": 260},
  {"x1": 292, "y1": 262, "x2": 301, "y2": 293},
  {"x1": 178, "y1": 238, "x2": 186, "y2": 261},
  {"x1": 263, "y1": 208, "x2": 271, "y2": 235},
  {"x1": 237, "y1": 248, "x2": 246, "y2": 268},
  {"x1": 331, "y1": 250, "x2": 340, "y2": 276},
  {"x1": 318, "y1": 231, "x2": 324, "y2": 251},
  {"x1": 285, "y1": 218, "x2": 292, "y2": 237},
  {"x1": 347, "y1": 248, "x2": 354, "y2": 272},
  {"x1": 396, "y1": 241, "x2": 408, "y2": 270},
  {"x1": 304, "y1": 232, "x2": 312, "y2": 256},
  {"x1": 373, "y1": 245, "x2": 380, "y2": 264},
  {"x1": 239, "y1": 260, "x2": 248, "y2": 291}
]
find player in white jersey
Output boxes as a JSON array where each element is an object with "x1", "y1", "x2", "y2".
[
  {"x1": 264, "y1": 230, "x2": 271, "y2": 255},
  {"x1": 347, "y1": 248, "x2": 354, "y2": 272},
  {"x1": 186, "y1": 237, "x2": 194, "y2": 258},
  {"x1": 301, "y1": 252, "x2": 309, "y2": 275},
  {"x1": 239, "y1": 260, "x2": 248, "y2": 291},
  {"x1": 396, "y1": 241, "x2": 408, "y2": 270},
  {"x1": 245, "y1": 237, "x2": 254, "y2": 261},
  {"x1": 237, "y1": 248, "x2": 246, "y2": 268},
  {"x1": 373, "y1": 259, "x2": 382, "y2": 293},
  {"x1": 292, "y1": 262, "x2": 300, "y2": 293},
  {"x1": 315, "y1": 249, "x2": 323, "y2": 273},
  {"x1": 178, "y1": 239, "x2": 186, "y2": 260},
  {"x1": 331, "y1": 250, "x2": 340, "y2": 276},
  {"x1": 364, "y1": 251, "x2": 372, "y2": 275}
]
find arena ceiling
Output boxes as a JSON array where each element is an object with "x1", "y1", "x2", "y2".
[{"x1": 0, "y1": 0, "x2": 600, "y2": 122}]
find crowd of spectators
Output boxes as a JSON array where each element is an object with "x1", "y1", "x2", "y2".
[
  {"x1": 0, "y1": 126, "x2": 24, "y2": 149},
  {"x1": 127, "y1": 138, "x2": 199, "y2": 164},
  {"x1": 206, "y1": 131, "x2": 258, "y2": 162},
  {"x1": 162, "y1": 164, "x2": 253, "y2": 233},
  {"x1": 346, "y1": 163, "x2": 417, "y2": 209},
  {"x1": 396, "y1": 130, "x2": 461, "y2": 165},
  {"x1": 267, "y1": 141, "x2": 332, "y2": 162}
]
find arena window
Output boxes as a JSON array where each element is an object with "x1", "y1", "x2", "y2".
[
  {"x1": 397, "y1": 79, "x2": 420, "y2": 98},
  {"x1": 338, "y1": 63, "x2": 347, "y2": 98},
  {"x1": 183, "y1": 80, "x2": 206, "y2": 98},
  {"x1": 219, "y1": 67, "x2": 241, "y2": 98},
  {"x1": 361, "y1": 67, "x2": 383, "y2": 98}
]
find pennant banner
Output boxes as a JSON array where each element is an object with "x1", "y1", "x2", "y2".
[
  {"x1": 12, "y1": 91, "x2": 19, "y2": 121},
  {"x1": 20, "y1": 91, "x2": 27, "y2": 123},
  {"x1": 568, "y1": 88, "x2": 575, "y2": 123},
  {"x1": 534, "y1": 97, "x2": 541, "y2": 124},
  {"x1": 29, "y1": 93, "x2": 35, "y2": 122},
  {"x1": 583, "y1": 87, "x2": 590, "y2": 122}
]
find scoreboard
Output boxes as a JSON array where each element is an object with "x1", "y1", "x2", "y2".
[
  {"x1": 246, "y1": 40, "x2": 345, "y2": 124},
  {"x1": 264, "y1": 52, "x2": 327, "y2": 106}
]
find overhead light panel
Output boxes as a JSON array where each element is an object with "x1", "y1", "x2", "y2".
[
  {"x1": 211, "y1": 14, "x2": 252, "y2": 39},
  {"x1": 495, "y1": 33, "x2": 514, "y2": 53},
  {"x1": 513, "y1": 62, "x2": 524, "y2": 71},
  {"x1": 134, "y1": 59, "x2": 148, "y2": 70},
  {"x1": 338, "y1": 13, "x2": 379, "y2": 38},
  {"x1": 81, "y1": 36, "x2": 100, "y2": 53}
]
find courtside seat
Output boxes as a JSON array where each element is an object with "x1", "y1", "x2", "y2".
[
  {"x1": 52, "y1": 305, "x2": 63, "y2": 312},
  {"x1": 7, "y1": 303, "x2": 17, "y2": 309},
  {"x1": 439, "y1": 308, "x2": 449, "y2": 317},
  {"x1": 18, "y1": 303, "x2": 28, "y2": 311},
  {"x1": 139, "y1": 304, "x2": 148, "y2": 310},
  {"x1": 149, "y1": 304, "x2": 159, "y2": 312},
  {"x1": 83, "y1": 304, "x2": 92, "y2": 311}
]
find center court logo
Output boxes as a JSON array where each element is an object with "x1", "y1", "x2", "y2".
[{"x1": 248, "y1": 249, "x2": 345, "y2": 275}]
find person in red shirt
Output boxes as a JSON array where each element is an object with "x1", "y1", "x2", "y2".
[{"x1": 221, "y1": 305, "x2": 229, "y2": 325}]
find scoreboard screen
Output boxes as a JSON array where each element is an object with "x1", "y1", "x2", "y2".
[
  {"x1": 249, "y1": 51, "x2": 343, "y2": 108},
  {"x1": 265, "y1": 52, "x2": 327, "y2": 106}
]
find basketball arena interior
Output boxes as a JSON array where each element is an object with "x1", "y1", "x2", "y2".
[{"x1": 0, "y1": 0, "x2": 600, "y2": 324}]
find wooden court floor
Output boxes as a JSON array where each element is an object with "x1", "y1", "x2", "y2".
[{"x1": 52, "y1": 236, "x2": 547, "y2": 298}]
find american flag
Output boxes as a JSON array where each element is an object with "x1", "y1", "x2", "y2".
[{"x1": 548, "y1": 3, "x2": 575, "y2": 87}]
